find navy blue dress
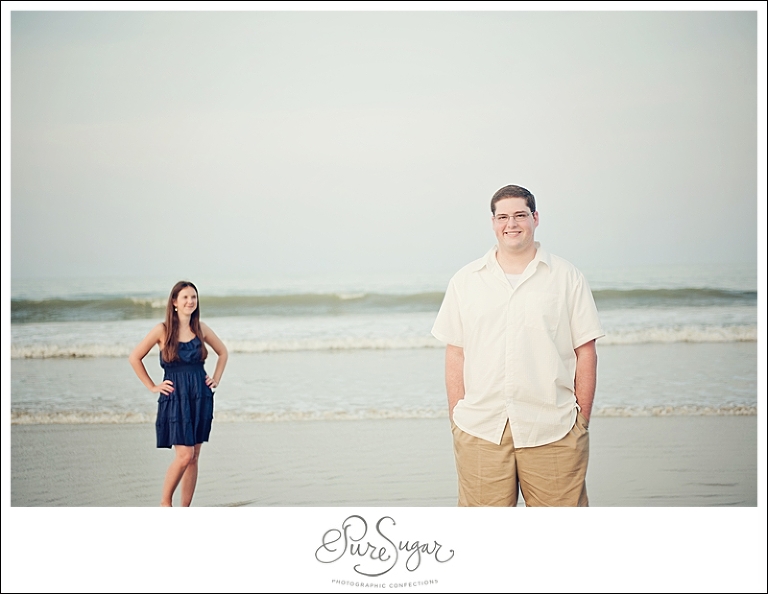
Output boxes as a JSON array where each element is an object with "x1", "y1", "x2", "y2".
[{"x1": 156, "y1": 336, "x2": 214, "y2": 449}]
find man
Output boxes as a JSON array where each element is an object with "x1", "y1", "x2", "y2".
[{"x1": 431, "y1": 184, "x2": 604, "y2": 507}]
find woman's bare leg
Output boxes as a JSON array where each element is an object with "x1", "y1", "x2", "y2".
[
  {"x1": 160, "y1": 445, "x2": 195, "y2": 506},
  {"x1": 180, "y1": 444, "x2": 203, "y2": 507}
]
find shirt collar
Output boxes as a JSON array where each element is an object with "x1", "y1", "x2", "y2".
[{"x1": 471, "y1": 242, "x2": 550, "y2": 273}]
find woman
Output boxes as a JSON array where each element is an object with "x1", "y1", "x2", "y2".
[{"x1": 129, "y1": 281, "x2": 228, "y2": 506}]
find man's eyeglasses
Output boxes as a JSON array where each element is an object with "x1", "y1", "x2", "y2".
[{"x1": 493, "y1": 212, "x2": 533, "y2": 224}]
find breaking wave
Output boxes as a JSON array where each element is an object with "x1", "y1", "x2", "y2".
[
  {"x1": 10, "y1": 325, "x2": 757, "y2": 358},
  {"x1": 11, "y1": 288, "x2": 757, "y2": 323}
]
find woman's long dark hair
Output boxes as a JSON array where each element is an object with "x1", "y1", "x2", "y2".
[{"x1": 161, "y1": 281, "x2": 208, "y2": 363}]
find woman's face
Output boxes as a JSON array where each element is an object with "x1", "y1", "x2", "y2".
[{"x1": 172, "y1": 286, "x2": 198, "y2": 316}]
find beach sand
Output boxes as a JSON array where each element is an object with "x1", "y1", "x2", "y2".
[{"x1": 11, "y1": 415, "x2": 757, "y2": 507}]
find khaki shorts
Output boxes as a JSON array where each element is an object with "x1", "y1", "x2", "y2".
[{"x1": 451, "y1": 412, "x2": 590, "y2": 507}]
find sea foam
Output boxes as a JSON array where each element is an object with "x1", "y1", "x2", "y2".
[{"x1": 10, "y1": 405, "x2": 757, "y2": 425}]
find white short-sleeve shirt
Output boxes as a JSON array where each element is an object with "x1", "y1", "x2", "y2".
[{"x1": 432, "y1": 243, "x2": 605, "y2": 447}]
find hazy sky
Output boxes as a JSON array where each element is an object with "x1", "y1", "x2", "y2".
[{"x1": 8, "y1": 8, "x2": 762, "y2": 280}]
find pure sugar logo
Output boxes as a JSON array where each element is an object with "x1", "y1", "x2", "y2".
[{"x1": 315, "y1": 515, "x2": 455, "y2": 577}]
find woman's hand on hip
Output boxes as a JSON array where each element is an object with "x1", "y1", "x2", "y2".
[{"x1": 151, "y1": 380, "x2": 174, "y2": 395}]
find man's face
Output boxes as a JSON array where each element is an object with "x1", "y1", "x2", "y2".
[{"x1": 492, "y1": 197, "x2": 538, "y2": 253}]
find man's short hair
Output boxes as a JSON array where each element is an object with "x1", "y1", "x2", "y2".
[{"x1": 491, "y1": 185, "x2": 536, "y2": 214}]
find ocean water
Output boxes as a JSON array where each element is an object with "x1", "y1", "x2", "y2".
[{"x1": 9, "y1": 263, "x2": 758, "y2": 423}]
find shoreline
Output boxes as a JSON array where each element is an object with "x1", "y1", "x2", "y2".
[{"x1": 8, "y1": 405, "x2": 759, "y2": 425}]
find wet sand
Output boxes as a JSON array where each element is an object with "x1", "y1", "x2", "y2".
[{"x1": 11, "y1": 415, "x2": 757, "y2": 507}]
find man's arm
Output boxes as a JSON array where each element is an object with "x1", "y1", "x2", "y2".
[
  {"x1": 574, "y1": 339, "x2": 598, "y2": 422},
  {"x1": 446, "y1": 344, "x2": 465, "y2": 422}
]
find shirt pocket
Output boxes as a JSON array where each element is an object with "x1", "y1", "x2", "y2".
[{"x1": 523, "y1": 292, "x2": 561, "y2": 338}]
